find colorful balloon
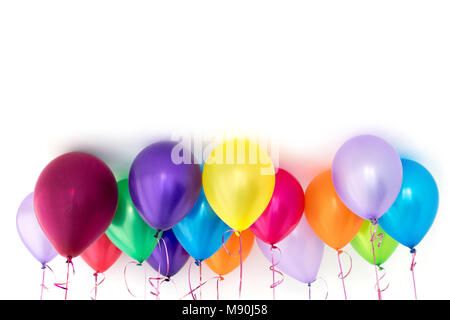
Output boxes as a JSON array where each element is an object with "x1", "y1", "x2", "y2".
[
  {"x1": 106, "y1": 179, "x2": 160, "y2": 264},
  {"x1": 34, "y1": 152, "x2": 118, "y2": 258},
  {"x1": 129, "y1": 141, "x2": 202, "y2": 231},
  {"x1": 379, "y1": 159, "x2": 439, "y2": 249},
  {"x1": 250, "y1": 168, "x2": 304, "y2": 245},
  {"x1": 257, "y1": 216, "x2": 324, "y2": 284},
  {"x1": 16, "y1": 193, "x2": 57, "y2": 265},
  {"x1": 332, "y1": 135, "x2": 403, "y2": 221},
  {"x1": 305, "y1": 170, "x2": 363, "y2": 250},
  {"x1": 351, "y1": 221, "x2": 398, "y2": 266},
  {"x1": 146, "y1": 229, "x2": 190, "y2": 278},
  {"x1": 81, "y1": 233, "x2": 122, "y2": 273},
  {"x1": 203, "y1": 138, "x2": 275, "y2": 232},
  {"x1": 205, "y1": 229, "x2": 255, "y2": 276},
  {"x1": 173, "y1": 187, "x2": 231, "y2": 261}
]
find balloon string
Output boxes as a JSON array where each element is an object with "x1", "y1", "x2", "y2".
[
  {"x1": 40, "y1": 264, "x2": 46, "y2": 300},
  {"x1": 308, "y1": 283, "x2": 311, "y2": 300},
  {"x1": 313, "y1": 276, "x2": 329, "y2": 300},
  {"x1": 55, "y1": 257, "x2": 74, "y2": 300},
  {"x1": 123, "y1": 261, "x2": 146, "y2": 298},
  {"x1": 269, "y1": 245, "x2": 284, "y2": 300},
  {"x1": 183, "y1": 260, "x2": 222, "y2": 300},
  {"x1": 370, "y1": 220, "x2": 383, "y2": 300},
  {"x1": 216, "y1": 275, "x2": 224, "y2": 300},
  {"x1": 199, "y1": 260, "x2": 203, "y2": 300},
  {"x1": 337, "y1": 249, "x2": 351, "y2": 300},
  {"x1": 410, "y1": 248, "x2": 417, "y2": 300},
  {"x1": 221, "y1": 228, "x2": 243, "y2": 299},
  {"x1": 90, "y1": 272, "x2": 105, "y2": 300},
  {"x1": 375, "y1": 266, "x2": 390, "y2": 293}
]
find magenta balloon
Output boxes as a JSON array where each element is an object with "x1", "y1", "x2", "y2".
[
  {"x1": 332, "y1": 135, "x2": 403, "y2": 221},
  {"x1": 17, "y1": 193, "x2": 57, "y2": 265},
  {"x1": 257, "y1": 216, "x2": 324, "y2": 284},
  {"x1": 34, "y1": 152, "x2": 118, "y2": 258},
  {"x1": 250, "y1": 168, "x2": 304, "y2": 245}
]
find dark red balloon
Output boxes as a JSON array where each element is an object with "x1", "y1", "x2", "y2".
[
  {"x1": 250, "y1": 168, "x2": 305, "y2": 245},
  {"x1": 34, "y1": 152, "x2": 118, "y2": 258},
  {"x1": 81, "y1": 234, "x2": 122, "y2": 273}
]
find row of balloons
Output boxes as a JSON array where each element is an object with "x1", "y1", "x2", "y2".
[{"x1": 16, "y1": 135, "x2": 439, "y2": 300}]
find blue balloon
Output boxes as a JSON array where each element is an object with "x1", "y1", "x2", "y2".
[
  {"x1": 379, "y1": 159, "x2": 439, "y2": 249},
  {"x1": 173, "y1": 187, "x2": 232, "y2": 261}
]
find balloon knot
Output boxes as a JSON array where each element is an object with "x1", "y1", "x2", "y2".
[
  {"x1": 370, "y1": 218, "x2": 378, "y2": 225},
  {"x1": 308, "y1": 283, "x2": 311, "y2": 287},
  {"x1": 219, "y1": 275, "x2": 224, "y2": 281},
  {"x1": 194, "y1": 260, "x2": 200, "y2": 267},
  {"x1": 66, "y1": 256, "x2": 72, "y2": 263},
  {"x1": 136, "y1": 263, "x2": 142, "y2": 267},
  {"x1": 154, "y1": 230, "x2": 161, "y2": 238},
  {"x1": 410, "y1": 248, "x2": 416, "y2": 254},
  {"x1": 378, "y1": 266, "x2": 384, "y2": 271},
  {"x1": 337, "y1": 249, "x2": 343, "y2": 255},
  {"x1": 93, "y1": 272, "x2": 98, "y2": 277}
]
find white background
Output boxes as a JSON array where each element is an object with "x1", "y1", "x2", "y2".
[{"x1": 0, "y1": 1, "x2": 449, "y2": 300}]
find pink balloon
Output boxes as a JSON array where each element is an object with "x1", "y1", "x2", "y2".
[
  {"x1": 34, "y1": 152, "x2": 118, "y2": 258},
  {"x1": 250, "y1": 168, "x2": 304, "y2": 245},
  {"x1": 257, "y1": 216, "x2": 324, "y2": 284}
]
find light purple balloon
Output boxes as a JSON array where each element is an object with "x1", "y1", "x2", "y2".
[
  {"x1": 16, "y1": 193, "x2": 57, "y2": 265},
  {"x1": 332, "y1": 135, "x2": 403, "y2": 221},
  {"x1": 257, "y1": 216, "x2": 324, "y2": 284}
]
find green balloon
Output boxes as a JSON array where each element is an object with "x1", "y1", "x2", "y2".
[
  {"x1": 106, "y1": 179, "x2": 160, "y2": 264},
  {"x1": 351, "y1": 220, "x2": 398, "y2": 266}
]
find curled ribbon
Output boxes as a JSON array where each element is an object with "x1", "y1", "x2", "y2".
[
  {"x1": 181, "y1": 260, "x2": 223, "y2": 300},
  {"x1": 54, "y1": 257, "x2": 75, "y2": 300},
  {"x1": 221, "y1": 229, "x2": 243, "y2": 299},
  {"x1": 148, "y1": 237, "x2": 170, "y2": 300},
  {"x1": 369, "y1": 219, "x2": 383, "y2": 300},
  {"x1": 269, "y1": 245, "x2": 284, "y2": 299},
  {"x1": 309, "y1": 276, "x2": 329, "y2": 300},
  {"x1": 410, "y1": 248, "x2": 418, "y2": 300},
  {"x1": 123, "y1": 261, "x2": 146, "y2": 298},
  {"x1": 374, "y1": 266, "x2": 390, "y2": 293},
  {"x1": 90, "y1": 272, "x2": 105, "y2": 300},
  {"x1": 337, "y1": 250, "x2": 353, "y2": 280}
]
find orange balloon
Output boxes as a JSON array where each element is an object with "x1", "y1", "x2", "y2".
[
  {"x1": 205, "y1": 229, "x2": 255, "y2": 276},
  {"x1": 305, "y1": 170, "x2": 363, "y2": 250}
]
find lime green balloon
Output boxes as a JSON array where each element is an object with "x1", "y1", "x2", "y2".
[
  {"x1": 351, "y1": 220, "x2": 398, "y2": 266},
  {"x1": 106, "y1": 179, "x2": 160, "y2": 264}
]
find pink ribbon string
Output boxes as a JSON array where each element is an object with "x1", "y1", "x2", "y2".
[
  {"x1": 90, "y1": 272, "x2": 105, "y2": 300},
  {"x1": 181, "y1": 260, "x2": 223, "y2": 300},
  {"x1": 369, "y1": 219, "x2": 383, "y2": 300},
  {"x1": 336, "y1": 249, "x2": 352, "y2": 300},
  {"x1": 410, "y1": 248, "x2": 418, "y2": 300},
  {"x1": 40, "y1": 264, "x2": 47, "y2": 300},
  {"x1": 148, "y1": 237, "x2": 170, "y2": 300},
  {"x1": 123, "y1": 261, "x2": 147, "y2": 298},
  {"x1": 216, "y1": 275, "x2": 224, "y2": 300},
  {"x1": 221, "y1": 229, "x2": 243, "y2": 299},
  {"x1": 269, "y1": 245, "x2": 284, "y2": 300},
  {"x1": 311, "y1": 277, "x2": 329, "y2": 300},
  {"x1": 53, "y1": 257, "x2": 75, "y2": 300},
  {"x1": 374, "y1": 266, "x2": 390, "y2": 293}
]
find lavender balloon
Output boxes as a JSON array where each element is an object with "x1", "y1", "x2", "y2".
[
  {"x1": 129, "y1": 141, "x2": 202, "y2": 231},
  {"x1": 147, "y1": 229, "x2": 190, "y2": 278},
  {"x1": 257, "y1": 216, "x2": 324, "y2": 284},
  {"x1": 16, "y1": 193, "x2": 57, "y2": 265},
  {"x1": 332, "y1": 135, "x2": 403, "y2": 221}
]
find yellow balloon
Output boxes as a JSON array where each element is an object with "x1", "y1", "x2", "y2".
[{"x1": 203, "y1": 138, "x2": 275, "y2": 232}]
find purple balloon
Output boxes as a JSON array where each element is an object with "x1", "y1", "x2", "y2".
[
  {"x1": 16, "y1": 193, "x2": 57, "y2": 265},
  {"x1": 146, "y1": 229, "x2": 190, "y2": 277},
  {"x1": 129, "y1": 141, "x2": 202, "y2": 231},
  {"x1": 257, "y1": 216, "x2": 324, "y2": 284},
  {"x1": 332, "y1": 135, "x2": 403, "y2": 221}
]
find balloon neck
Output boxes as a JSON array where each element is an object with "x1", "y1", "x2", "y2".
[
  {"x1": 370, "y1": 218, "x2": 378, "y2": 225},
  {"x1": 410, "y1": 248, "x2": 416, "y2": 254},
  {"x1": 234, "y1": 231, "x2": 241, "y2": 237},
  {"x1": 194, "y1": 260, "x2": 201, "y2": 267},
  {"x1": 154, "y1": 230, "x2": 162, "y2": 238},
  {"x1": 219, "y1": 275, "x2": 224, "y2": 281},
  {"x1": 136, "y1": 263, "x2": 142, "y2": 267},
  {"x1": 164, "y1": 277, "x2": 170, "y2": 282},
  {"x1": 41, "y1": 264, "x2": 46, "y2": 270},
  {"x1": 66, "y1": 256, "x2": 72, "y2": 263},
  {"x1": 308, "y1": 283, "x2": 311, "y2": 287}
]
